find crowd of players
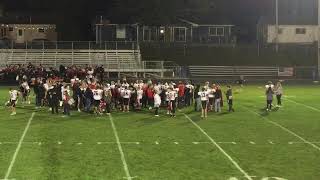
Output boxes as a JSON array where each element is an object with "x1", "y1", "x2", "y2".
[
  {"x1": 5, "y1": 64, "x2": 284, "y2": 117},
  {"x1": 6, "y1": 69, "x2": 235, "y2": 118}
]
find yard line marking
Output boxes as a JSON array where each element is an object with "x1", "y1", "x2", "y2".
[
  {"x1": 218, "y1": 142, "x2": 237, "y2": 144},
  {"x1": 99, "y1": 142, "x2": 139, "y2": 144},
  {"x1": 249, "y1": 141, "x2": 256, "y2": 145},
  {"x1": 285, "y1": 98, "x2": 320, "y2": 113},
  {"x1": 183, "y1": 114, "x2": 253, "y2": 180},
  {"x1": 108, "y1": 114, "x2": 133, "y2": 180},
  {"x1": 242, "y1": 106, "x2": 320, "y2": 152},
  {"x1": 4, "y1": 112, "x2": 35, "y2": 180},
  {"x1": 289, "y1": 141, "x2": 320, "y2": 144},
  {"x1": 123, "y1": 176, "x2": 138, "y2": 179},
  {"x1": 174, "y1": 142, "x2": 179, "y2": 144},
  {"x1": 77, "y1": 142, "x2": 82, "y2": 145},
  {"x1": 97, "y1": 142, "x2": 102, "y2": 145},
  {"x1": 193, "y1": 141, "x2": 236, "y2": 144}
]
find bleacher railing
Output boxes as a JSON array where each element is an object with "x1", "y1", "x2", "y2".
[{"x1": 0, "y1": 41, "x2": 138, "y2": 50}]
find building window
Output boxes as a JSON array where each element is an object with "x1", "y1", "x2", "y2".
[
  {"x1": 209, "y1": 27, "x2": 224, "y2": 36},
  {"x1": 38, "y1": 28, "x2": 45, "y2": 33},
  {"x1": 295, "y1": 28, "x2": 306, "y2": 34},
  {"x1": 143, "y1": 28, "x2": 151, "y2": 41},
  {"x1": 174, "y1": 27, "x2": 186, "y2": 42},
  {"x1": 278, "y1": 28, "x2": 283, "y2": 34},
  {"x1": 18, "y1": 29, "x2": 23, "y2": 36},
  {"x1": 9, "y1": 27, "x2": 13, "y2": 31}
]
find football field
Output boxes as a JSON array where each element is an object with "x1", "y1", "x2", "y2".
[{"x1": 0, "y1": 84, "x2": 319, "y2": 180}]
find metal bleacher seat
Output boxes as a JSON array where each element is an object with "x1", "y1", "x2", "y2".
[
  {"x1": 2, "y1": 49, "x2": 141, "y2": 69},
  {"x1": 189, "y1": 66, "x2": 279, "y2": 78}
]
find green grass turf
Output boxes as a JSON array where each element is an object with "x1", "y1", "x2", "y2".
[{"x1": 0, "y1": 84, "x2": 320, "y2": 180}]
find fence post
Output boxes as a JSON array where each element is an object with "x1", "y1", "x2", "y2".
[
  {"x1": 55, "y1": 42, "x2": 57, "y2": 67},
  {"x1": 41, "y1": 41, "x2": 44, "y2": 65},
  {"x1": 89, "y1": 41, "x2": 91, "y2": 65},
  {"x1": 72, "y1": 42, "x2": 74, "y2": 65},
  {"x1": 24, "y1": 42, "x2": 28, "y2": 64},
  {"x1": 24, "y1": 41, "x2": 28, "y2": 64}
]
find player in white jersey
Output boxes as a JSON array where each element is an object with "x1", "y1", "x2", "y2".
[
  {"x1": 168, "y1": 87, "x2": 177, "y2": 117},
  {"x1": 207, "y1": 85, "x2": 216, "y2": 111},
  {"x1": 136, "y1": 87, "x2": 143, "y2": 109},
  {"x1": 165, "y1": 89, "x2": 171, "y2": 115},
  {"x1": 123, "y1": 87, "x2": 131, "y2": 112},
  {"x1": 93, "y1": 86, "x2": 104, "y2": 114},
  {"x1": 198, "y1": 87, "x2": 209, "y2": 118},
  {"x1": 21, "y1": 80, "x2": 31, "y2": 104},
  {"x1": 8, "y1": 88, "x2": 19, "y2": 115}
]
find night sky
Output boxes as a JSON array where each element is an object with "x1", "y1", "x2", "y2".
[{"x1": 1, "y1": 0, "x2": 317, "y2": 41}]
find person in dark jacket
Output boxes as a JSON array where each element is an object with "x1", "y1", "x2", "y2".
[
  {"x1": 33, "y1": 79, "x2": 41, "y2": 108},
  {"x1": 226, "y1": 85, "x2": 235, "y2": 112},
  {"x1": 73, "y1": 82, "x2": 82, "y2": 112},
  {"x1": 194, "y1": 85, "x2": 201, "y2": 111},
  {"x1": 38, "y1": 81, "x2": 46, "y2": 107},
  {"x1": 48, "y1": 84, "x2": 59, "y2": 114},
  {"x1": 214, "y1": 86, "x2": 223, "y2": 112},
  {"x1": 84, "y1": 87, "x2": 93, "y2": 112},
  {"x1": 266, "y1": 86, "x2": 274, "y2": 111}
]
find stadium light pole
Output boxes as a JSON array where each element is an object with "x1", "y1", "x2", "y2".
[
  {"x1": 318, "y1": 0, "x2": 320, "y2": 79},
  {"x1": 275, "y1": 0, "x2": 279, "y2": 52}
]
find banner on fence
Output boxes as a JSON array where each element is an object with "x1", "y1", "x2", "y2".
[{"x1": 278, "y1": 67, "x2": 294, "y2": 76}]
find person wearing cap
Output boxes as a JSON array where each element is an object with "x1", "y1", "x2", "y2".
[
  {"x1": 48, "y1": 83, "x2": 59, "y2": 114},
  {"x1": 226, "y1": 85, "x2": 234, "y2": 112}
]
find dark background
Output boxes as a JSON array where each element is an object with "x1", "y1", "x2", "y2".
[{"x1": 1, "y1": 0, "x2": 318, "y2": 41}]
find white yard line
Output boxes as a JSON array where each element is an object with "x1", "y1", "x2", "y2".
[
  {"x1": 289, "y1": 141, "x2": 320, "y2": 144},
  {"x1": 183, "y1": 114, "x2": 253, "y2": 180},
  {"x1": 285, "y1": 98, "x2": 320, "y2": 113},
  {"x1": 242, "y1": 106, "x2": 320, "y2": 152},
  {"x1": 4, "y1": 112, "x2": 35, "y2": 180},
  {"x1": 108, "y1": 114, "x2": 133, "y2": 180},
  {"x1": 192, "y1": 141, "x2": 236, "y2": 144}
]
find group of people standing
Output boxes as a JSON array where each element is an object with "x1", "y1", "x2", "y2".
[
  {"x1": 7, "y1": 71, "x2": 239, "y2": 118},
  {"x1": 265, "y1": 81, "x2": 283, "y2": 111},
  {"x1": 6, "y1": 71, "x2": 285, "y2": 118},
  {"x1": 195, "y1": 82, "x2": 234, "y2": 118}
]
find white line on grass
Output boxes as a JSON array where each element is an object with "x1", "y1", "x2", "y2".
[
  {"x1": 285, "y1": 98, "x2": 320, "y2": 113},
  {"x1": 242, "y1": 107, "x2": 320, "y2": 152},
  {"x1": 268, "y1": 140, "x2": 274, "y2": 145},
  {"x1": 289, "y1": 141, "x2": 320, "y2": 144},
  {"x1": 192, "y1": 141, "x2": 236, "y2": 144},
  {"x1": 183, "y1": 114, "x2": 253, "y2": 180},
  {"x1": 4, "y1": 112, "x2": 35, "y2": 180},
  {"x1": 108, "y1": 114, "x2": 133, "y2": 180}
]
